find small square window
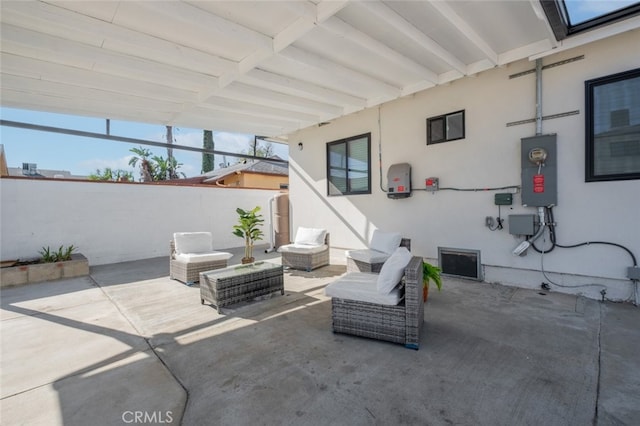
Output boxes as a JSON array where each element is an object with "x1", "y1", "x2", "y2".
[
  {"x1": 427, "y1": 110, "x2": 465, "y2": 145},
  {"x1": 327, "y1": 133, "x2": 371, "y2": 196}
]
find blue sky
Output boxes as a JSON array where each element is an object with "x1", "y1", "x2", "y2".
[
  {"x1": 564, "y1": 0, "x2": 638, "y2": 24},
  {"x1": 0, "y1": 107, "x2": 289, "y2": 179}
]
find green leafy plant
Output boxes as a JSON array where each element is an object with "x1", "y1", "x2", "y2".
[
  {"x1": 232, "y1": 206, "x2": 264, "y2": 262},
  {"x1": 39, "y1": 245, "x2": 77, "y2": 263},
  {"x1": 89, "y1": 168, "x2": 133, "y2": 182},
  {"x1": 422, "y1": 261, "x2": 442, "y2": 301}
]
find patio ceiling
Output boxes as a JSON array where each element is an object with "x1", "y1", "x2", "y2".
[{"x1": 1, "y1": 1, "x2": 639, "y2": 139}]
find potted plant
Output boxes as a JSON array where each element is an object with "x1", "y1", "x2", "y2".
[
  {"x1": 232, "y1": 206, "x2": 265, "y2": 264},
  {"x1": 423, "y1": 261, "x2": 442, "y2": 302}
]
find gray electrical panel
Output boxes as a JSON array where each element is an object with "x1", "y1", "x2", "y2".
[
  {"x1": 509, "y1": 214, "x2": 538, "y2": 236},
  {"x1": 387, "y1": 163, "x2": 411, "y2": 199},
  {"x1": 521, "y1": 134, "x2": 557, "y2": 207}
]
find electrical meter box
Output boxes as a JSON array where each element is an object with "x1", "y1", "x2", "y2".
[
  {"x1": 521, "y1": 134, "x2": 557, "y2": 207},
  {"x1": 387, "y1": 163, "x2": 411, "y2": 199}
]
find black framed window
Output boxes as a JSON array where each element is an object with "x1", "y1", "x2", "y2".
[
  {"x1": 327, "y1": 133, "x2": 371, "y2": 196},
  {"x1": 427, "y1": 110, "x2": 465, "y2": 145},
  {"x1": 585, "y1": 68, "x2": 640, "y2": 182}
]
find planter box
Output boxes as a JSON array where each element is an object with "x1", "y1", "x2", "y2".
[{"x1": 0, "y1": 254, "x2": 89, "y2": 288}]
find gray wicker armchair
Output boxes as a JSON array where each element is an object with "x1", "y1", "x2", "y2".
[
  {"x1": 278, "y1": 228, "x2": 330, "y2": 272},
  {"x1": 169, "y1": 232, "x2": 232, "y2": 285},
  {"x1": 327, "y1": 256, "x2": 424, "y2": 349},
  {"x1": 346, "y1": 231, "x2": 412, "y2": 273}
]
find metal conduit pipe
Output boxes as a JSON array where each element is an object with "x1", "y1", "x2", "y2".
[{"x1": 536, "y1": 58, "x2": 543, "y2": 135}]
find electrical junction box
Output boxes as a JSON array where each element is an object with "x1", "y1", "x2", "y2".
[
  {"x1": 387, "y1": 163, "x2": 411, "y2": 199},
  {"x1": 425, "y1": 177, "x2": 439, "y2": 192},
  {"x1": 494, "y1": 193, "x2": 513, "y2": 205},
  {"x1": 508, "y1": 214, "x2": 538, "y2": 236},
  {"x1": 627, "y1": 266, "x2": 640, "y2": 280}
]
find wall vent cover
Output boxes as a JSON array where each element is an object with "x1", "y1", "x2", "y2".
[{"x1": 438, "y1": 247, "x2": 482, "y2": 281}]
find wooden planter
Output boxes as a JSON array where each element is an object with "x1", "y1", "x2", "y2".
[{"x1": 0, "y1": 253, "x2": 89, "y2": 288}]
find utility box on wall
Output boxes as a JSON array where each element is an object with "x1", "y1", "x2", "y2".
[
  {"x1": 521, "y1": 134, "x2": 557, "y2": 207},
  {"x1": 387, "y1": 163, "x2": 411, "y2": 199}
]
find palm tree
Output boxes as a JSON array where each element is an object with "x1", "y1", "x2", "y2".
[{"x1": 129, "y1": 146, "x2": 154, "y2": 182}]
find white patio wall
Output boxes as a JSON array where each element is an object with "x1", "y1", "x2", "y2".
[
  {"x1": 0, "y1": 178, "x2": 279, "y2": 266},
  {"x1": 287, "y1": 30, "x2": 640, "y2": 301}
]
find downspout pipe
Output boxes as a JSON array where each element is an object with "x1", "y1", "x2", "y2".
[{"x1": 265, "y1": 195, "x2": 276, "y2": 253}]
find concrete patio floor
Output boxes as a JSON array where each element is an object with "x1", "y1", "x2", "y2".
[{"x1": 1, "y1": 246, "x2": 639, "y2": 425}]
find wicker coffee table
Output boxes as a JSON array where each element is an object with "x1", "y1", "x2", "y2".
[{"x1": 199, "y1": 261, "x2": 284, "y2": 313}]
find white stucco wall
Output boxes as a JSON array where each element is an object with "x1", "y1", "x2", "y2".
[
  {"x1": 287, "y1": 30, "x2": 640, "y2": 301},
  {"x1": 0, "y1": 178, "x2": 279, "y2": 266}
]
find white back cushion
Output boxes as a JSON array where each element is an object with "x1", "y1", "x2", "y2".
[
  {"x1": 370, "y1": 230, "x2": 402, "y2": 255},
  {"x1": 294, "y1": 227, "x2": 327, "y2": 246},
  {"x1": 377, "y1": 247, "x2": 412, "y2": 294},
  {"x1": 174, "y1": 232, "x2": 213, "y2": 254}
]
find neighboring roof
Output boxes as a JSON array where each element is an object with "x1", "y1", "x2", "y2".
[
  {"x1": 6, "y1": 166, "x2": 87, "y2": 180},
  {"x1": 202, "y1": 157, "x2": 288, "y2": 183},
  {"x1": 179, "y1": 157, "x2": 288, "y2": 185},
  {"x1": 2, "y1": 1, "x2": 638, "y2": 137}
]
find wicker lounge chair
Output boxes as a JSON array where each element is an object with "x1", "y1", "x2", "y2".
[
  {"x1": 346, "y1": 230, "x2": 411, "y2": 273},
  {"x1": 278, "y1": 227, "x2": 329, "y2": 272},
  {"x1": 326, "y1": 252, "x2": 424, "y2": 349},
  {"x1": 170, "y1": 232, "x2": 232, "y2": 285}
]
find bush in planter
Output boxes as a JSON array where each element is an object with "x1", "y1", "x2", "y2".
[
  {"x1": 39, "y1": 245, "x2": 76, "y2": 263},
  {"x1": 423, "y1": 261, "x2": 442, "y2": 302},
  {"x1": 232, "y1": 207, "x2": 264, "y2": 263}
]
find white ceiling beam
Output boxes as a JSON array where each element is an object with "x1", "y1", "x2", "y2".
[
  {"x1": 185, "y1": 107, "x2": 306, "y2": 130},
  {"x1": 1, "y1": 53, "x2": 196, "y2": 104},
  {"x1": 1, "y1": 1, "x2": 236, "y2": 76},
  {"x1": 202, "y1": 96, "x2": 320, "y2": 123},
  {"x1": 214, "y1": 0, "x2": 346, "y2": 91},
  {"x1": 140, "y1": 1, "x2": 272, "y2": 50},
  {"x1": 279, "y1": 46, "x2": 401, "y2": 99},
  {"x1": 1, "y1": 74, "x2": 184, "y2": 112},
  {"x1": 499, "y1": 39, "x2": 556, "y2": 64},
  {"x1": 321, "y1": 16, "x2": 439, "y2": 84},
  {"x1": 242, "y1": 68, "x2": 368, "y2": 108},
  {"x1": 173, "y1": 0, "x2": 348, "y2": 127},
  {"x1": 177, "y1": 112, "x2": 293, "y2": 136},
  {"x1": 428, "y1": 1, "x2": 499, "y2": 65},
  {"x1": 0, "y1": 95, "x2": 176, "y2": 126},
  {"x1": 216, "y1": 82, "x2": 344, "y2": 116},
  {"x1": 2, "y1": 24, "x2": 220, "y2": 92},
  {"x1": 528, "y1": 0, "x2": 560, "y2": 48},
  {"x1": 358, "y1": 1, "x2": 468, "y2": 75},
  {"x1": 316, "y1": 0, "x2": 350, "y2": 22}
]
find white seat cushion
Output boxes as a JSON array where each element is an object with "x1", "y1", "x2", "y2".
[
  {"x1": 174, "y1": 232, "x2": 213, "y2": 254},
  {"x1": 325, "y1": 272, "x2": 402, "y2": 305},
  {"x1": 369, "y1": 230, "x2": 402, "y2": 255},
  {"x1": 293, "y1": 227, "x2": 327, "y2": 246},
  {"x1": 278, "y1": 243, "x2": 328, "y2": 254},
  {"x1": 345, "y1": 249, "x2": 389, "y2": 264},
  {"x1": 174, "y1": 252, "x2": 232, "y2": 263},
  {"x1": 377, "y1": 247, "x2": 412, "y2": 294}
]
